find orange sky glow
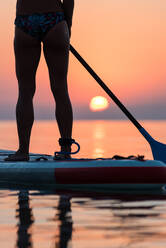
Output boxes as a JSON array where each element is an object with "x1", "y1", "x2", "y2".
[{"x1": 0, "y1": 0, "x2": 165, "y2": 119}]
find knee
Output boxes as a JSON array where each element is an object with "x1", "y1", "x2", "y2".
[
  {"x1": 18, "y1": 84, "x2": 36, "y2": 101},
  {"x1": 50, "y1": 77, "x2": 68, "y2": 96},
  {"x1": 51, "y1": 84, "x2": 69, "y2": 101}
]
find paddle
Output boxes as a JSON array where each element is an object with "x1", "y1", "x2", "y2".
[{"x1": 70, "y1": 44, "x2": 166, "y2": 163}]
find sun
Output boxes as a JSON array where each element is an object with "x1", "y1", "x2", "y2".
[{"x1": 89, "y1": 96, "x2": 109, "y2": 112}]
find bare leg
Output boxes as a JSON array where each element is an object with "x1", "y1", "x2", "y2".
[
  {"x1": 43, "y1": 21, "x2": 73, "y2": 153},
  {"x1": 11, "y1": 27, "x2": 41, "y2": 159}
]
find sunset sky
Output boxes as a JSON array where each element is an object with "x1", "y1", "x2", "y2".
[{"x1": 0, "y1": 0, "x2": 165, "y2": 119}]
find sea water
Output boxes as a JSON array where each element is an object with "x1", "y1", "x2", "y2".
[{"x1": 0, "y1": 120, "x2": 166, "y2": 248}]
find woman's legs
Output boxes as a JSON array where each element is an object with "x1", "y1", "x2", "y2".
[
  {"x1": 14, "y1": 27, "x2": 41, "y2": 156},
  {"x1": 43, "y1": 21, "x2": 73, "y2": 153}
]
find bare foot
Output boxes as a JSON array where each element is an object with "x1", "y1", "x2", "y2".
[
  {"x1": 4, "y1": 150, "x2": 29, "y2": 162},
  {"x1": 53, "y1": 152, "x2": 71, "y2": 160}
]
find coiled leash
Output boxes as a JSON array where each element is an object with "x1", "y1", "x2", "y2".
[{"x1": 54, "y1": 138, "x2": 80, "y2": 160}]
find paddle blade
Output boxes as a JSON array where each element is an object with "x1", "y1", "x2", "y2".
[
  {"x1": 139, "y1": 127, "x2": 166, "y2": 163},
  {"x1": 150, "y1": 140, "x2": 166, "y2": 164}
]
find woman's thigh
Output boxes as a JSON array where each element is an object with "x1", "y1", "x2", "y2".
[
  {"x1": 43, "y1": 21, "x2": 70, "y2": 86},
  {"x1": 14, "y1": 27, "x2": 41, "y2": 85}
]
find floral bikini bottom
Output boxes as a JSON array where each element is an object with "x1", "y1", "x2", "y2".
[{"x1": 14, "y1": 12, "x2": 65, "y2": 41}]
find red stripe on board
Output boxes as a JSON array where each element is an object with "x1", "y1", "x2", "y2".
[{"x1": 55, "y1": 167, "x2": 166, "y2": 184}]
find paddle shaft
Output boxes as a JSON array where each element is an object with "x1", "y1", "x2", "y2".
[{"x1": 70, "y1": 45, "x2": 143, "y2": 130}]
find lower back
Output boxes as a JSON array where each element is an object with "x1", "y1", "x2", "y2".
[{"x1": 16, "y1": 0, "x2": 63, "y2": 15}]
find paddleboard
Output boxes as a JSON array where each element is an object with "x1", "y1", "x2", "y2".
[{"x1": 0, "y1": 150, "x2": 166, "y2": 191}]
